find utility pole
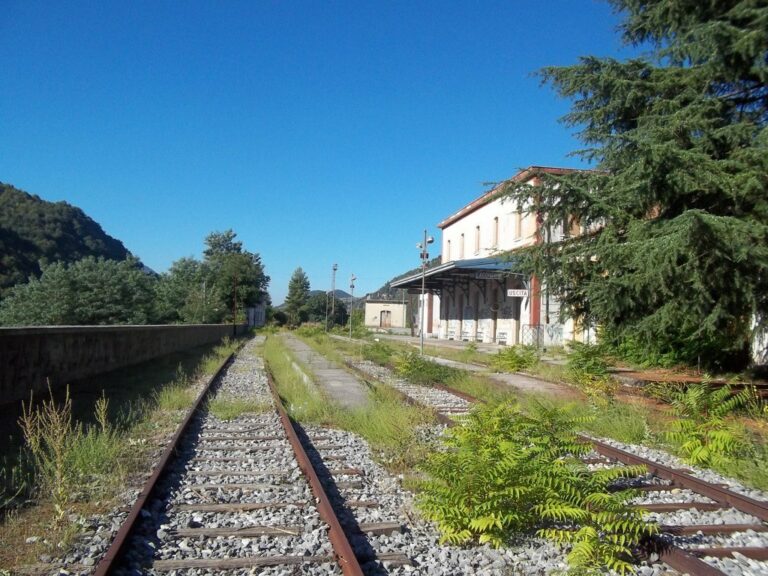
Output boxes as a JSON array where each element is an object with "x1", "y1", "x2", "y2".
[
  {"x1": 349, "y1": 274, "x2": 356, "y2": 340},
  {"x1": 417, "y1": 229, "x2": 434, "y2": 355},
  {"x1": 232, "y1": 274, "x2": 238, "y2": 337},
  {"x1": 330, "y1": 263, "x2": 338, "y2": 327}
]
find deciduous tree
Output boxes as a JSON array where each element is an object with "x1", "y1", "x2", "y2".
[
  {"x1": 0, "y1": 256, "x2": 156, "y2": 325},
  {"x1": 304, "y1": 292, "x2": 347, "y2": 327}
]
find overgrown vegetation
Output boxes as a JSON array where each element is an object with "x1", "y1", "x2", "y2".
[
  {"x1": 0, "y1": 337, "x2": 239, "y2": 570},
  {"x1": 199, "y1": 336, "x2": 240, "y2": 374},
  {"x1": 418, "y1": 401, "x2": 655, "y2": 574},
  {"x1": 263, "y1": 335, "x2": 436, "y2": 471},
  {"x1": 153, "y1": 373, "x2": 195, "y2": 412},
  {"x1": 489, "y1": 345, "x2": 540, "y2": 373},
  {"x1": 655, "y1": 382, "x2": 752, "y2": 467},
  {"x1": 565, "y1": 342, "x2": 618, "y2": 408},
  {"x1": 354, "y1": 336, "x2": 768, "y2": 490},
  {"x1": 18, "y1": 389, "x2": 122, "y2": 523},
  {"x1": 207, "y1": 397, "x2": 270, "y2": 421},
  {"x1": 393, "y1": 351, "x2": 462, "y2": 386},
  {"x1": 361, "y1": 340, "x2": 396, "y2": 367}
]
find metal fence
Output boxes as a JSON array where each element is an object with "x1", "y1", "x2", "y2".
[{"x1": 521, "y1": 324, "x2": 563, "y2": 347}]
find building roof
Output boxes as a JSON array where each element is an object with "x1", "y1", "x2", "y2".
[
  {"x1": 364, "y1": 298, "x2": 407, "y2": 305},
  {"x1": 437, "y1": 166, "x2": 586, "y2": 229},
  {"x1": 390, "y1": 256, "x2": 524, "y2": 292}
]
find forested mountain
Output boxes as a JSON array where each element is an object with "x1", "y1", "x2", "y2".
[
  {"x1": 0, "y1": 182, "x2": 131, "y2": 295},
  {"x1": 308, "y1": 289, "x2": 351, "y2": 299}
]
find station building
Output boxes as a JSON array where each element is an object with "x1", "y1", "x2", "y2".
[
  {"x1": 391, "y1": 166, "x2": 594, "y2": 347},
  {"x1": 363, "y1": 299, "x2": 408, "y2": 330}
]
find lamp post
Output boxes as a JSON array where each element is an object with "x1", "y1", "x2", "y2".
[
  {"x1": 417, "y1": 230, "x2": 434, "y2": 355},
  {"x1": 349, "y1": 274, "x2": 356, "y2": 340},
  {"x1": 326, "y1": 263, "x2": 338, "y2": 331}
]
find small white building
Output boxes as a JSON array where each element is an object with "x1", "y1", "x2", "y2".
[
  {"x1": 364, "y1": 299, "x2": 407, "y2": 330},
  {"x1": 393, "y1": 166, "x2": 593, "y2": 346}
]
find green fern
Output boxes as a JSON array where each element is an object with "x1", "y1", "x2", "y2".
[
  {"x1": 662, "y1": 383, "x2": 751, "y2": 466},
  {"x1": 417, "y1": 401, "x2": 655, "y2": 573}
]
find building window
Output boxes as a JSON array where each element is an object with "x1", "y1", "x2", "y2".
[
  {"x1": 474, "y1": 226, "x2": 480, "y2": 254},
  {"x1": 492, "y1": 217, "x2": 499, "y2": 247},
  {"x1": 514, "y1": 210, "x2": 522, "y2": 239},
  {"x1": 447, "y1": 239, "x2": 451, "y2": 261},
  {"x1": 460, "y1": 233, "x2": 465, "y2": 258}
]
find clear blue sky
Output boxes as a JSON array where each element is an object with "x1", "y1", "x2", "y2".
[{"x1": 1, "y1": 1, "x2": 634, "y2": 304}]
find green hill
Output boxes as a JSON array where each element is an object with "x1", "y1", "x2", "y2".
[
  {"x1": 0, "y1": 182, "x2": 132, "y2": 296},
  {"x1": 367, "y1": 256, "x2": 441, "y2": 300}
]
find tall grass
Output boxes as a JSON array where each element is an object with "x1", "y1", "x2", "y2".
[
  {"x1": 0, "y1": 339, "x2": 238, "y2": 571},
  {"x1": 294, "y1": 328, "x2": 347, "y2": 365},
  {"x1": 18, "y1": 388, "x2": 123, "y2": 521},
  {"x1": 199, "y1": 336, "x2": 240, "y2": 375},
  {"x1": 393, "y1": 351, "x2": 462, "y2": 386},
  {"x1": 263, "y1": 336, "x2": 335, "y2": 424}
]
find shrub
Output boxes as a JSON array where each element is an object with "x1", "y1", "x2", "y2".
[
  {"x1": 661, "y1": 382, "x2": 752, "y2": 467},
  {"x1": 418, "y1": 401, "x2": 654, "y2": 574},
  {"x1": 362, "y1": 340, "x2": 395, "y2": 366},
  {"x1": 393, "y1": 351, "x2": 460, "y2": 386},
  {"x1": 566, "y1": 342, "x2": 610, "y2": 377},
  {"x1": 489, "y1": 345, "x2": 539, "y2": 372},
  {"x1": 295, "y1": 324, "x2": 325, "y2": 339},
  {"x1": 566, "y1": 342, "x2": 618, "y2": 406}
]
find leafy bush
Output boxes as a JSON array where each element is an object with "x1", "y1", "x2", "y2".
[
  {"x1": 566, "y1": 342, "x2": 618, "y2": 406},
  {"x1": 417, "y1": 401, "x2": 654, "y2": 574},
  {"x1": 489, "y1": 345, "x2": 539, "y2": 372},
  {"x1": 393, "y1": 351, "x2": 461, "y2": 386},
  {"x1": 607, "y1": 332, "x2": 686, "y2": 369},
  {"x1": 567, "y1": 342, "x2": 610, "y2": 377},
  {"x1": 661, "y1": 382, "x2": 752, "y2": 467},
  {"x1": 362, "y1": 340, "x2": 395, "y2": 366}
]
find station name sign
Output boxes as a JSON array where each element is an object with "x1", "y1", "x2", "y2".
[
  {"x1": 506, "y1": 289, "x2": 528, "y2": 298},
  {"x1": 474, "y1": 272, "x2": 504, "y2": 280}
]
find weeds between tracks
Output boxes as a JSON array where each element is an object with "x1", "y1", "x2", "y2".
[
  {"x1": 342, "y1": 335, "x2": 768, "y2": 491},
  {"x1": 263, "y1": 334, "x2": 437, "y2": 472},
  {"x1": 289, "y1": 331, "x2": 768, "y2": 573}
]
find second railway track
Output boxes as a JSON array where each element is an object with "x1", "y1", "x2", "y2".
[{"x1": 346, "y1": 352, "x2": 768, "y2": 576}]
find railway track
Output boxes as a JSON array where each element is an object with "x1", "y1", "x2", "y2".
[
  {"x1": 93, "y1": 338, "x2": 362, "y2": 575},
  {"x1": 346, "y1": 355, "x2": 768, "y2": 576}
]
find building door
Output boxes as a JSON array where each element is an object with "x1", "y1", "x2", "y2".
[{"x1": 380, "y1": 310, "x2": 391, "y2": 328}]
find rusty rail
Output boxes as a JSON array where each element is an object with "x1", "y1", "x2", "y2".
[
  {"x1": 93, "y1": 352, "x2": 234, "y2": 576},
  {"x1": 402, "y1": 379, "x2": 768, "y2": 576},
  {"x1": 588, "y1": 437, "x2": 768, "y2": 522},
  {"x1": 266, "y1": 369, "x2": 364, "y2": 576}
]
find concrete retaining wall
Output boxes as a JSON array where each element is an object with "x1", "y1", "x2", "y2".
[{"x1": 0, "y1": 324, "x2": 245, "y2": 406}]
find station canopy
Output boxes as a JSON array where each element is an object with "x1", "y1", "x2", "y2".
[{"x1": 390, "y1": 256, "x2": 525, "y2": 294}]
